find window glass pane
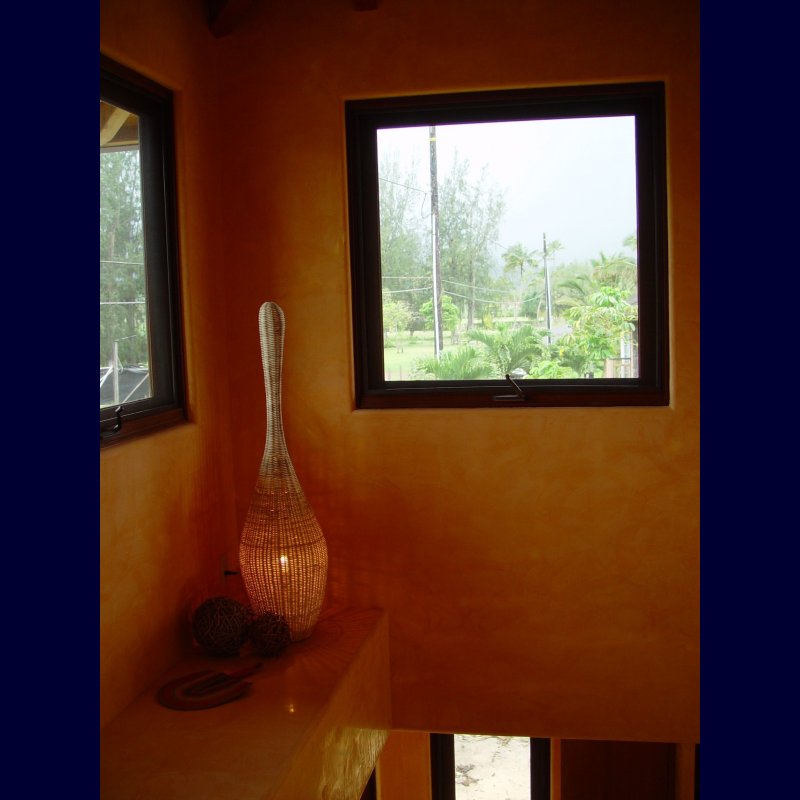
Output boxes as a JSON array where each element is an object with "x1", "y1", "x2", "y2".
[
  {"x1": 377, "y1": 117, "x2": 638, "y2": 382},
  {"x1": 454, "y1": 734, "x2": 530, "y2": 799},
  {"x1": 100, "y1": 102, "x2": 151, "y2": 409}
]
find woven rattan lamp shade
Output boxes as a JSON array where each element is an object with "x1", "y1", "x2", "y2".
[{"x1": 239, "y1": 302, "x2": 328, "y2": 642}]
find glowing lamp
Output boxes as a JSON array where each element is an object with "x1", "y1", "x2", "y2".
[{"x1": 239, "y1": 302, "x2": 328, "y2": 641}]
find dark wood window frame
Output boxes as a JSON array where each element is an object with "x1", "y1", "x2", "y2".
[
  {"x1": 345, "y1": 82, "x2": 669, "y2": 409},
  {"x1": 100, "y1": 55, "x2": 185, "y2": 444},
  {"x1": 430, "y1": 733, "x2": 551, "y2": 800}
]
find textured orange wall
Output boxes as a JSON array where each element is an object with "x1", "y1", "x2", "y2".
[
  {"x1": 100, "y1": 0, "x2": 699, "y2": 746},
  {"x1": 213, "y1": 0, "x2": 699, "y2": 744},
  {"x1": 377, "y1": 731, "x2": 432, "y2": 800},
  {"x1": 100, "y1": 0, "x2": 239, "y2": 728}
]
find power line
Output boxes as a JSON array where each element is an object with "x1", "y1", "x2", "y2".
[
  {"x1": 381, "y1": 286, "x2": 432, "y2": 295},
  {"x1": 441, "y1": 277, "x2": 511, "y2": 296},
  {"x1": 382, "y1": 276, "x2": 522, "y2": 301},
  {"x1": 443, "y1": 290, "x2": 508, "y2": 306},
  {"x1": 378, "y1": 177, "x2": 429, "y2": 195}
]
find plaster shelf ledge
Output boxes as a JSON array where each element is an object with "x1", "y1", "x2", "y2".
[{"x1": 100, "y1": 608, "x2": 391, "y2": 800}]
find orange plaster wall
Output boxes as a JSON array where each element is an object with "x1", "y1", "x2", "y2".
[
  {"x1": 100, "y1": 0, "x2": 240, "y2": 728},
  {"x1": 377, "y1": 731, "x2": 432, "y2": 800},
  {"x1": 213, "y1": 0, "x2": 699, "y2": 744}
]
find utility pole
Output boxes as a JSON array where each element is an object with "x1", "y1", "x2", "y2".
[
  {"x1": 429, "y1": 125, "x2": 443, "y2": 358},
  {"x1": 542, "y1": 232, "x2": 553, "y2": 345}
]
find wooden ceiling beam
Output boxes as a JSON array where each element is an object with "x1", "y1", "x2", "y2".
[{"x1": 100, "y1": 104, "x2": 132, "y2": 146}]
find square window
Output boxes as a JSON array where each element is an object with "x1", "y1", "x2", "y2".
[{"x1": 345, "y1": 83, "x2": 668, "y2": 408}]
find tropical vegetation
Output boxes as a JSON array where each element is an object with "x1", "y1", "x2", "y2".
[{"x1": 379, "y1": 151, "x2": 638, "y2": 381}]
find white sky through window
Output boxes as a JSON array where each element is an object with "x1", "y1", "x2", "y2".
[{"x1": 377, "y1": 115, "x2": 637, "y2": 268}]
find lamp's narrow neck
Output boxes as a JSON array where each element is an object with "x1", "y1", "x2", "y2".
[{"x1": 259, "y1": 302, "x2": 288, "y2": 458}]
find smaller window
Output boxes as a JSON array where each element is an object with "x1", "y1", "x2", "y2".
[
  {"x1": 345, "y1": 83, "x2": 669, "y2": 408},
  {"x1": 100, "y1": 56, "x2": 184, "y2": 442}
]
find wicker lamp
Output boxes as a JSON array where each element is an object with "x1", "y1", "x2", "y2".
[{"x1": 239, "y1": 302, "x2": 328, "y2": 641}]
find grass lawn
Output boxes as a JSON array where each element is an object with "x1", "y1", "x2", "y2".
[{"x1": 383, "y1": 332, "x2": 463, "y2": 380}]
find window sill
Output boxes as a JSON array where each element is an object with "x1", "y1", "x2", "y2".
[
  {"x1": 100, "y1": 407, "x2": 187, "y2": 448},
  {"x1": 356, "y1": 382, "x2": 669, "y2": 408}
]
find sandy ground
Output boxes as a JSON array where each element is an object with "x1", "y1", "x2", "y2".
[{"x1": 454, "y1": 735, "x2": 530, "y2": 800}]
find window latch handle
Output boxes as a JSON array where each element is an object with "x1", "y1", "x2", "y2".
[
  {"x1": 100, "y1": 405, "x2": 124, "y2": 439},
  {"x1": 493, "y1": 374, "x2": 527, "y2": 402}
]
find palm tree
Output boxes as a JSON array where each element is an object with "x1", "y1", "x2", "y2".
[
  {"x1": 467, "y1": 323, "x2": 548, "y2": 378},
  {"x1": 414, "y1": 346, "x2": 488, "y2": 380},
  {"x1": 502, "y1": 243, "x2": 540, "y2": 323},
  {"x1": 554, "y1": 273, "x2": 599, "y2": 315},
  {"x1": 545, "y1": 238, "x2": 565, "y2": 266},
  {"x1": 623, "y1": 232, "x2": 637, "y2": 252},
  {"x1": 590, "y1": 250, "x2": 637, "y2": 297}
]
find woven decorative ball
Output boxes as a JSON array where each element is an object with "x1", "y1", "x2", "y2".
[
  {"x1": 191, "y1": 596, "x2": 250, "y2": 657},
  {"x1": 250, "y1": 612, "x2": 291, "y2": 658}
]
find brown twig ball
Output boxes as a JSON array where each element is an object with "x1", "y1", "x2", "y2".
[
  {"x1": 192, "y1": 596, "x2": 250, "y2": 657},
  {"x1": 250, "y1": 612, "x2": 291, "y2": 658}
]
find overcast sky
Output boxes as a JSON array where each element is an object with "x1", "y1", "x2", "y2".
[{"x1": 378, "y1": 115, "x2": 637, "y2": 271}]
